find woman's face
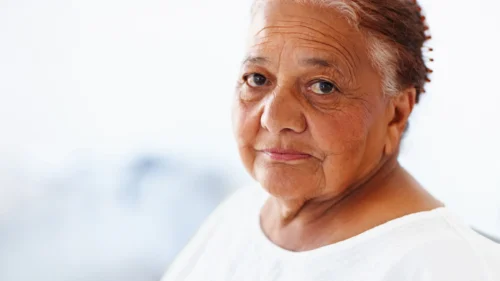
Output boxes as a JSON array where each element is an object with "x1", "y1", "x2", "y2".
[{"x1": 233, "y1": 1, "x2": 394, "y2": 201}]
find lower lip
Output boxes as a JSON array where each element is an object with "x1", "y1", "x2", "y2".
[{"x1": 262, "y1": 152, "x2": 312, "y2": 161}]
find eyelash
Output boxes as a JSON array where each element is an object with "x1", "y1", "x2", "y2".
[
  {"x1": 242, "y1": 72, "x2": 341, "y2": 94},
  {"x1": 242, "y1": 73, "x2": 270, "y2": 86},
  {"x1": 306, "y1": 78, "x2": 340, "y2": 91}
]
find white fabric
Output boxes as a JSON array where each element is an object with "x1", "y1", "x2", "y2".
[{"x1": 162, "y1": 185, "x2": 500, "y2": 281}]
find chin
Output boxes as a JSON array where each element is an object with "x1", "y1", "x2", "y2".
[{"x1": 253, "y1": 163, "x2": 321, "y2": 201}]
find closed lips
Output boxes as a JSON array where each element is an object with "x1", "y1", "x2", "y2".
[{"x1": 260, "y1": 148, "x2": 312, "y2": 161}]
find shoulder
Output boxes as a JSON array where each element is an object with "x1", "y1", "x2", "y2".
[
  {"x1": 209, "y1": 183, "x2": 267, "y2": 222},
  {"x1": 186, "y1": 183, "x2": 266, "y2": 230},
  {"x1": 383, "y1": 209, "x2": 500, "y2": 281},
  {"x1": 223, "y1": 183, "x2": 268, "y2": 209},
  {"x1": 180, "y1": 182, "x2": 266, "y2": 246},
  {"x1": 161, "y1": 183, "x2": 266, "y2": 281}
]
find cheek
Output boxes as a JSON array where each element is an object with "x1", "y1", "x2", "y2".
[
  {"x1": 232, "y1": 99, "x2": 262, "y2": 174},
  {"x1": 310, "y1": 106, "x2": 373, "y2": 155},
  {"x1": 232, "y1": 99, "x2": 260, "y2": 146},
  {"x1": 313, "y1": 106, "x2": 377, "y2": 173},
  {"x1": 310, "y1": 103, "x2": 387, "y2": 190}
]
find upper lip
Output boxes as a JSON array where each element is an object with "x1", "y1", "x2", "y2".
[{"x1": 260, "y1": 148, "x2": 311, "y2": 156}]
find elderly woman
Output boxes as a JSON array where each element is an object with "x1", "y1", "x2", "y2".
[{"x1": 163, "y1": 0, "x2": 500, "y2": 280}]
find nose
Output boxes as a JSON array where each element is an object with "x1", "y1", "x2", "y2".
[{"x1": 260, "y1": 87, "x2": 307, "y2": 135}]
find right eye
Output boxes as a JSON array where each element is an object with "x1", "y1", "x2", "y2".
[{"x1": 245, "y1": 73, "x2": 268, "y2": 88}]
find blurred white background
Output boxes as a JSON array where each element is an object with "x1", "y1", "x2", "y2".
[{"x1": 0, "y1": 0, "x2": 499, "y2": 280}]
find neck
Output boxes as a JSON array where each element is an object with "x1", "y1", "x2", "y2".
[
  {"x1": 260, "y1": 156, "x2": 441, "y2": 251},
  {"x1": 271, "y1": 155, "x2": 400, "y2": 224}
]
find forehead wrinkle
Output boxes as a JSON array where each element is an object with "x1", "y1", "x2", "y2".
[
  {"x1": 253, "y1": 31, "x2": 357, "y2": 73},
  {"x1": 295, "y1": 39, "x2": 356, "y2": 79},
  {"x1": 249, "y1": 39, "x2": 278, "y2": 50},
  {"x1": 303, "y1": 16, "x2": 363, "y2": 67},
  {"x1": 249, "y1": 20, "x2": 361, "y2": 87},
  {"x1": 252, "y1": 20, "x2": 360, "y2": 72},
  {"x1": 277, "y1": 18, "x2": 353, "y2": 44},
  {"x1": 272, "y1": 16, "x2": 361, "y2": 65},
  {"x1": 248, "y1": 38, "x2": 354, "y2": 81},
  {"x1": 258, "y1": 19, "x2": 350, "y2": 49}
]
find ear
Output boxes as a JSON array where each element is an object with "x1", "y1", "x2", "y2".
[{"x1": 384, "y1": 87, "x2": 417, "y2": 156}]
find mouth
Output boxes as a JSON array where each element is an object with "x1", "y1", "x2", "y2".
[{"x1": 259, "y1": 148, "x2": 312, "y2": 161}]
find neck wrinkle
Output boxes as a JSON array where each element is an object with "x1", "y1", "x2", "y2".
[{"x1": 272, "y1": 154, "x2": 400, "y2": 227}]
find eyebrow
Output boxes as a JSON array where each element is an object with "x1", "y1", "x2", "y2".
[
  {"x1": 299, "y1": 57, "x2": 343, "y2": 74},
  {"x1": 242, "y1": 56, "x2": 344, "y2": 75},
  {"x1": 242, "y1": 56, "x2": 270, "y2": 65}
]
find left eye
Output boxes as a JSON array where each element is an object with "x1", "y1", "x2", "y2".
[{"x1": 309, "y1": 80, "x2": 337, "y2": 95}]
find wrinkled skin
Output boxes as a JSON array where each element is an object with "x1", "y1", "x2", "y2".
[{"x1": 232, "y1": 1, "x2": 441, "y2": 251}]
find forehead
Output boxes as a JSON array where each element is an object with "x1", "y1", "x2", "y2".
[{"x1": 247, "y1": 1, "x2": 367, "y2": 72}]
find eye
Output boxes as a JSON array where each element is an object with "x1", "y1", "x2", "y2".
[
  {"x1": 245, "y1": 73, "x2": 268, "y2": 87},
  {"x1": 309, "y1": 80, "x2": 338, "y2": 95}
]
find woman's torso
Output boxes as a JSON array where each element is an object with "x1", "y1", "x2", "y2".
[{"x1": 162, "y1": 185, "x2": 500, "y2": 281}]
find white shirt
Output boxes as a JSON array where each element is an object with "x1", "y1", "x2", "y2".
[{"x1": 162, "y1": 185, "x2": 500, "y2": 281}]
